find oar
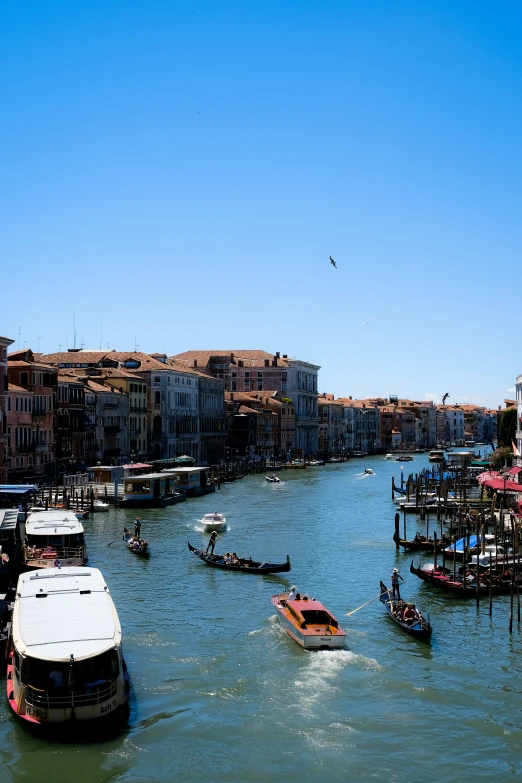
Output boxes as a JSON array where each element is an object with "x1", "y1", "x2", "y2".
[
  {"x1": 345, "y1": 594, "x2": 381, "y2": 616},
  {"x1": 107, "y1": 540, "x2": 118, "y2": 547},
  {"x1": 189, "y1": 550, "x2": 203, "y2": 566}
]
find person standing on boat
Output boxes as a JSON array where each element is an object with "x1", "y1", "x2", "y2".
[
  {"x1": 206, "y1": 530, "x2": 220, "y2": 555},
  {"x1": 134, "y1": 518, "x2": 141, "y2": 537},
  {"x1": 391, "y1": 568, "x2": 404, "y2": 600},
  {"x1": 288, "y1": 586, "x2": 297, "y2": 601}
]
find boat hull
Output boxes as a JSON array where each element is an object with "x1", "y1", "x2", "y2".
[
  {"x1": 188, "y1": 543, "x2": 290, "y2": 574},
  {"x1": 379, "y1": 582, "x2": 432, "y2": 640}
]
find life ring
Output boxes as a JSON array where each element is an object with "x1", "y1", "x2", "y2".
[{"x1": 53, "y1": 559, "x2": 59, "y2": 567}]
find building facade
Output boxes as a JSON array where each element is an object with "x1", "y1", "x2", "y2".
[{"x1": 0, "y1": 335, "x2": 14, "y2": 483}]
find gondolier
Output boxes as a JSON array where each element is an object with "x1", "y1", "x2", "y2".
[
  {"x1": 391, "y1": 568, "x2": 404, "y2": 600},
  {"x1": 134, "y1": 518, "x2": 141, "y2": 537},
  {"x1": 206, "y1": 530, "x2": 220, "y2": 555}
]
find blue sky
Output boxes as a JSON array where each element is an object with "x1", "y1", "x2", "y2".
[{"x1": 2, "y1": 1, "x2": 521, "y2": 408}]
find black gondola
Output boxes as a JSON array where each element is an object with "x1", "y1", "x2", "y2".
[
  {"x1": 379, "y1": 581, "x2": 432, "y2": 640},
  {"x1": 123, "y1": 530, "x2": 150, "y2": 558},
  {"x1": 393, "y1": 532, "x2": 447, "y2": 552},
  {"x1": 188, "y1": 542, "x2": 290, "y2": 573}
]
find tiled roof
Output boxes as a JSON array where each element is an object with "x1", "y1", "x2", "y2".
[
  {"x1": 8, "y1": 384, "x2": 32, "y2": 393},
  {"x1": 171, "y1": 350, "x2": 291, "y2": 368},
  {"x1": 84, "y1": 380, "x2": 119, "y2": 394},
  {"x1": 57, "y1": 373, "x2": 85, "y2": 384}
]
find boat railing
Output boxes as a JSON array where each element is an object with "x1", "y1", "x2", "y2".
[
  {"x1": 23, "y1": 545, "x2": 85, "y2": 561},
  {"x1": 24, "y1": 680, "x2": 117, "y2": 709}
]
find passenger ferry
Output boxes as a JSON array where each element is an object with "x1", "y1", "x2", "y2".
[
  {"x1": 23, "y1": 510, "x2": 87, "y2": 570},
  {"x1": 6, "y1": 567, "x2": 129, "y2": 725},
  {"x1": 271, "y1": 592, "x2": 346, "y2": 650}
]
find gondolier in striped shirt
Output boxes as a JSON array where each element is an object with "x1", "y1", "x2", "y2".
[
  {"x1": 391, "y1": 568, "x2": 404, "y2": 600},
  {"x1": 206, "y1": 530, "x2": 220, "y2": 555}
]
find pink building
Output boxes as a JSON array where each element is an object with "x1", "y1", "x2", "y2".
[{"x1": 7, "y1": 385, "x2": 34, "y2": 480}]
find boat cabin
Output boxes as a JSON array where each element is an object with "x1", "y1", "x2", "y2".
[
  {"x1": 121, "y1": 472, "x2": 184, "y2": 507},
  {"x1": 428, "y1": 450, "x2": 445, "y2": 462},
  {"x1": 7, "y1": 567, "x2": 129, "y2": 724},
  {"x1": 162, "y1": 467, "x2": 214, "y2": 496},
  {"x1": 23, "y1": 510, "x2": 87, "y2": 570}
]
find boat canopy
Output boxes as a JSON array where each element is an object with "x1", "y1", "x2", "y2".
[
  {"x1": 445, "y1": 535, "x2": 478, "y2": 553},
  {"x1": 12, "y1": 567, "x2": 121, "y2": 662},
  {"x1": 26, "y1": 510, "x2": 84, "y2": 536}
]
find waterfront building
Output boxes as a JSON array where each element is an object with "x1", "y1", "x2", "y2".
[
  {"x1": 318, "y1": 395, "x2": 346, "y2": 456},
  {"x1": 89, "y1": 368, "x2": 148, "y2": 461},
  {"x1": 6, "y1": 384, "x2": 34, "y2": 481},
  {"x1": 172, "y1": 349, "x2": 319, "y2": 456},
  {"x1": 337, "y1": 399, "x2": 380, "y2": 453},
  {"x1": 225, "y1": 391, "x2": 295, "y2": 457},
  {"x1": 56, "y1": 373, "x2": 86, "y2": 470},
  {"x1": 226, "y1": 395, "x2": 278, "y2": 458},
  {"x1": 437, "y1": 405, "x2": 465, "y2": 445},
  {"x1": 0, "y1": 335, "x2": 14, "y2": 483},
  {"x1": 8, "y1": 349, "x2": 57, "y2": 476},
  {"x1": 83, "y1": 379, "x2": 129, "y2": 465}
]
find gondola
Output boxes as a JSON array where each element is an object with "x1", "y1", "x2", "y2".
[
  {"x1": 408, "y1": 560, "x2": 512, "y2": 596},
  {"x1": 188, "y1": 542, "x2": 290, "y2": 573},
  {"x1": 393, "y1": 533, "x2": 447, "y2": 552},
  {"x1": 123, "y1": 530, "x2": 150, "y2": 558},
  {"x1": 379, "y1": 581, "x2": 432, "y2": 640}
]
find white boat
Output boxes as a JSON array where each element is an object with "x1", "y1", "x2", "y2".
[
  {"x1": 7, "y1": 566, "x2": 130, "y2": 725},
  {"x1": 266, "y1": 475, "x2": 281, "y2": 483},
  {"x1": 384, "y1": 454, "x2": 394, "y2": 460},
  {"x1": 364, "y1": 468, "x2": 374, "y2": 475},
  {"x1": 92, "y1": 499, "x2": 110, "y2": 512},
  {"x1": 200, "y1": 512, "x2": 227, "y2": 532},
  {"x1": 308, "y1": 460, "x2": 324, "y2": 466},
  {"x1": 23, "y1": 510, "x2": 88, "y2": 569}
]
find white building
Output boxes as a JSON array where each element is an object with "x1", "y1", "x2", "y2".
[
  {"x1": 285, "y1": 359, "x2": 320, "y2": 454},
  {"x1": 445, "y1": 406, "x2": 465, "y2": 444}
]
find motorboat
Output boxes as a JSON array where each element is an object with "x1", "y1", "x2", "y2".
[
  {"x1": 384, "y1": 454, "x2": 394, "y2": 460},
  {"x1": 266, "y1": 475, "x2": 281, "y2": 483},
  {"x1": 396, "y1": 455, "x2": 413, "y2": 462},
  {"x1": 308, "y1": 460, "x2": 325, "y2": 466},
  {"x1": 429, "y1": 450, "x2": 445, "y2": 462},
  {"x1": 364, "y1": 468, "x2": 374, "y2": 475},
  {"x1": 6, "y1": 566, "x2": 130, "y2": 725},
  {"x1": 271, "y1": 592, "x2": 346, "y2": 650},
  {"x1": 326, "y1": 457, "x2": 342, "y2": 463},
  {"x1": 92, "y1": 499, "x2": 110, "y2": 512},
  {"x1": 200, "y1": 512, "x2": 227, "y2": 532},
  {"x1": 22, "y1": 510, "x2": 88, "y2": 570},
  {"x1": 285, "y1": 460, "x2": 307, "y2": 469}
]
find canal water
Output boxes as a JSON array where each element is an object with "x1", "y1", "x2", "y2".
[{"x1": 1, "y1": 455, "x2": 521, "y2": 783}]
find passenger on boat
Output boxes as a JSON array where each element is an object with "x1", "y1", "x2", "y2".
[
  {"x1": 231, "y1": 552, "x2": 240, "y2": 564},
  {"x1": 295, "y1": 592, "x2": 301, "y2": 600},
  {"x1": 48, "y1": 668, "x2": 64, "y2": 690},
  {"x1": 133, "y1": 539, "x2": 140, "y2": 550},
  {"x1": 402, "y1": 604, "x2": 416, "y2": 624},
  {"x1": 224, "y1": 553, "x2": 232, "y2": 563},
  {"x1": 206, "y1": 530, "x2": 220, "y2": 555},
  {"x1": 391, "y1": 568, "x2": 404, "y2": 600},
  {"x1": 414, "y1": 533, "x2": 421, "y2": 544},
  {"x1": 288, "y1": 586, "x2": 297, "y2": 601}
]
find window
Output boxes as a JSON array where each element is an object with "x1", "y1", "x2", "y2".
[
  {"x1": 20, "y1": 372, "x2": 28, "y2": 386},
  {"x1": 154, "y1": 376, "x2": 160, "y2": 383},
  {"x1": 244, "y1": 372, "x2": 250, "y2": 378},
  {"x1": 154, "y1": 391, "x2": 161, "y2": 405}
]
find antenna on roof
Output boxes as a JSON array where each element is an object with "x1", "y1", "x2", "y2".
[
  {"x1": 36, "y1": 337, "x2": 44, "y2": 352},
  {"x1": 17, "y1": 326, "x2": 21, "y2": 349}
]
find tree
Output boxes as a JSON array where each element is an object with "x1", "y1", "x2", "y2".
[
  {"x1": 498, "y1": 408, "x2": 517, "y2": 448},
  {"x1": 490, "y1": 446, "x2": 513, "y2": 470}
]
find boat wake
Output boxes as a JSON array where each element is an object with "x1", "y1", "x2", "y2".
[{"x1": 293, "y1": 650, "x2": 383, "y2": 712}]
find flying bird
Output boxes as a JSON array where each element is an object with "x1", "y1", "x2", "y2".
[
  {"x1": 330, "y1": 256, "x2": 337, "y2": 268},
  {"x1": 442, "y1": 393, "x2": 450, "y2": 405}
]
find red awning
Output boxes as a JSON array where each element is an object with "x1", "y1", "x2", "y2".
[
  {"x1": 508, "y1": 467, "x2": 522, "y2": 475},
  {"x1": 476, "y1": 471, "x2": 499, "y2": 484},
  {"x1": 122, "y1": 463, "x2": 152, "y2": 469},
  {"x1": 482, "y1": 477, "x2": 522, "y2": 493}
]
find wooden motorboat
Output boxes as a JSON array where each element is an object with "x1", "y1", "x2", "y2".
[
  {"x1": 271, "y1": 592, "x2": 346, "y2": 650},
  {"x1": 200, "y1": 512, "x2": 226, "y2": 532},
  {"x1": 188, "y1": 542, "x2": 290, "y2": 573},
  {"x1": 123, "y1": 531, "x2": 150, "y2": 558},
  {"x1": 266, "y1": 475, "x2": 281, "y2": 483},
  {"x1": 379, "y1": 581, "x2": 432, "y2": 640}
]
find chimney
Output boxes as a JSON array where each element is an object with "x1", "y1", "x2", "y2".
[
  {"x1": 283, "y1": 354, "x2": 287, "y2": 358},
  {"x1": 349, "y1": 396, "x2": 352, "y2": 400},
  {"x1": 276, "y1": 352, "x2": 280, "y2": 359},
  {"x1": 238, "y1": 360, "x2": 243, "y2": 367},
  {"x1": 194, "y1": 359, "x2": 198, "y2": 368},
  {"x1": 264, "y1": 359, "x2": 269, "y2": 367}
]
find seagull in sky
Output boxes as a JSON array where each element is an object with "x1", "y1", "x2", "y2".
[{"x1": 330, "y1": 256, "x2": 337, "y2": 268}]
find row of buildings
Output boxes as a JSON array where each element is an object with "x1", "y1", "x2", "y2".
[{"x1": 0, "y1": 338, "x2": 500, "y2": 483}]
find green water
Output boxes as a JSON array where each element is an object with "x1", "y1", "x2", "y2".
[{"x1": 1, "y1": 456, "x2": 521, "y2": 782}]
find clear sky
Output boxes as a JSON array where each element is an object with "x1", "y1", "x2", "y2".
[{"x1": 2, "y1": 0, "x2": 521, "y2": 408}]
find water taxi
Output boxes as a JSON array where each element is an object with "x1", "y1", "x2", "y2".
[
  {"x1": 271, "y1": 592, "x2": 346, "y2": 650},
  {"x1": 428, "y1": 450, "x2": 445, "y2": 462},
  {"x1": 23, "y1": 510, "x2": 87, "y2": 570},
  {"x1": 6, "y1": 567, "x2": 129, "y2": 725}
]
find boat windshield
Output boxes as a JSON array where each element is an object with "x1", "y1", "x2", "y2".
[
  {"x1": 301, "y1": 609, "x2": 338, "y2": 627},
  {"x1": 18, "y1": 649, "x2": 120, "y2": 707},
  {"x1": 26, "y1": 533, "x2": 84, "y2": 548}
]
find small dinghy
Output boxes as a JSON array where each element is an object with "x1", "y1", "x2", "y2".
[
  {"x1": 364, "y1": 468, "x2": 374, "y2": 475},
  {"x1": 266, "y1": 475, "x2": 281, "y2": 483},
  {"x1": 379, "y1": 581, "x2": 432, "y2": 640},
  {"x1": 200, "y1": 512, "x2": 226, "y2": 532},
  {"x1": 92, "y1": 499, "x2": 110, "y2": 512},
  {"x1": 188, "y1": 542, "x2": 290, "y2": 573}
]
